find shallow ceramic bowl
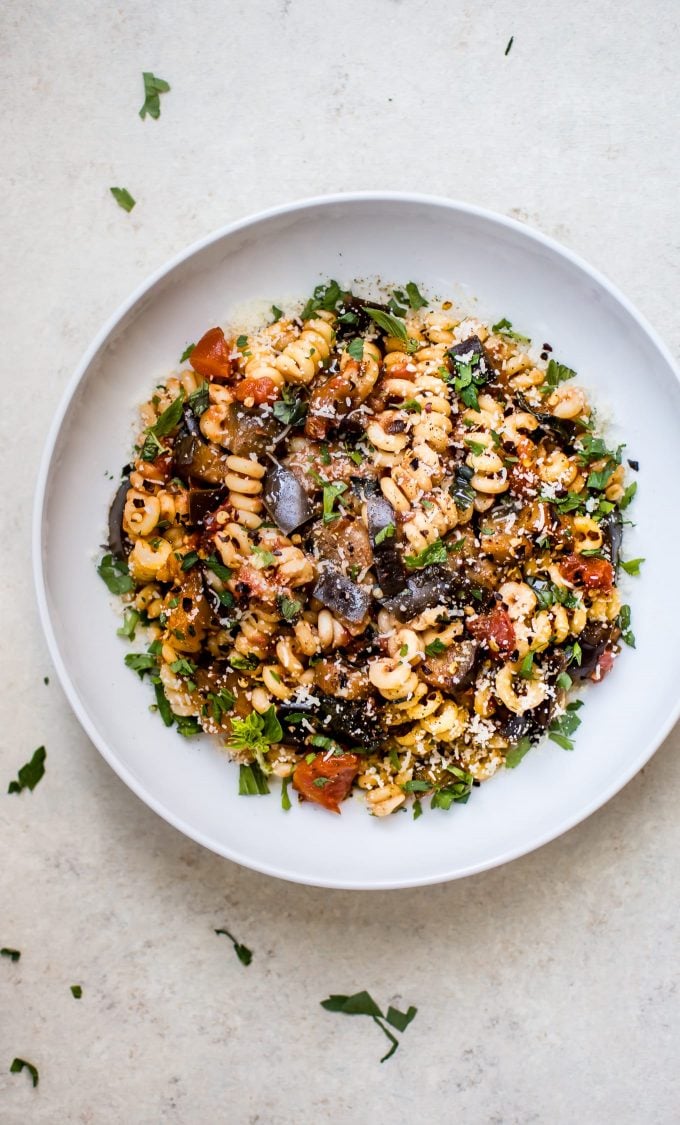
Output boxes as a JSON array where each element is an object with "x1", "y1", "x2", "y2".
[{"x1": 33, "y1": 193, "x2": 680, "y2": 889}]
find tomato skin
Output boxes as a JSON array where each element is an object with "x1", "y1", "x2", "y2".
[
  {"x1": 467, "y1": 606, "x2": 516, "y2": 657},
  {"x1": 591, "y1": 648, "x2": 616, "y2": 682},
  {"x1": 293, "y1": 752, "x2": 360, "y2": 814},
  {"x1": 234, "y1": 377, "x2": 279, "y2": 405},
  {"x1": 559, "y1": 553, "x2": 614, "y2": 591},
  {"x1": 190, "y1": 327, "x2": 233, "y2": 381}
]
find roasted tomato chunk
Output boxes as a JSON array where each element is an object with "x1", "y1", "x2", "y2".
[
  {"x1": 190, "y1": 327, "x2": 233, "y2": 381},
  {"x1": 292, "y1": 751, "x2": 360, "y2": 813},
  {"x1": 467, "y1": 606, "x2": 516, "y2": 656},
  {"x1": 234, "y1": 377, "x2": 279, "y2": 405},
  {"x1": 591, "y1": 648, "x2": 616, "y2": 682},
  {"x1": 559, "y1": 553, "x2": 614, "y2": 591}
]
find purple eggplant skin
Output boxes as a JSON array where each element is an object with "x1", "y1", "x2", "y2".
[
  {"x1": 173, "y1": 435, "x2": 227, "y2": 485},
  {"x1": 515, "y1": 391, "x2": 577, "y2": 448},
  {"x1": 569, "y1": 622, "x2": 615, "y2": 681},
  {"x1": 108, "y1": 471, "x2": 131, "y2": 558},
  {"x1": 312, "y1": 565, "x2": 371, "y2": 624},
  {"x1": 379, "y1": 566, "x2": 494, "y2": 623},
  {"x1": 600, "y1": 511, "x2": 623, "y2": 569},
  {"x1": 366, "y1": 493, "x2": 407, "y2": 597},
  {"x1": 263, "y1": 458, "x2": 316, "y2": 535},
  {"x1": 501, "y1": 648, "x2": 568, "y2": 741},
  {"x1": 188, "y1": 487, "x2": 226, "y2": 526},
  {"x1": 278, "y1": 694, "x2": 384, "y2": 751}
]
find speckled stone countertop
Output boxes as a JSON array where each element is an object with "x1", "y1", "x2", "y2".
[{"x1": 1, "y1": 1, "x2": 679, "y2": 1122}]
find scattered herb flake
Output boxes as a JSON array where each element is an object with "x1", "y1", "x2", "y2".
[
  {"x1": 404, "y1": 538, "x2": 448, "y2": 569},
  {"x1": 214, "y1": 928, "x2": 252, "y2": 966},
  {"x1": 504, "y1": 35, "x2": 514, "y2": 55},
  {"x1": 347, "y1": 337, "x2": 364, "y2": 361},
  {"x1": 10, "y1": 1058, "x2": 39, "y2": 1088},
  {"x1": 110, "y1": 187, "x2": 135, "y2": 212},
  {"x1": 70, "y1": 985, "x2": 82, "y2": 999},
  {"x1": 238, "y1": 762, "x2": 270, "y2": 795},
  {"x1": 1, "y1": 948, "x2": 20, "y2": 962},
  {"x1": 620, "y1": 557, "x2": 645, "y2": 576},
  {"x1": 97, "y1": 554, "x2": 135, "y2": 595},
  {"x1": 271, "y1": 305, "x2": 283, "y2": 323},
  {"x1": 505, "y1": 737, "x2": 533, "y2": 769},
  {"x1": 281, "y1": 775, "x2": 292, "y2": 811},
  {"x1": 116, "y1": 608, "x2": 140, "y2": 640},
  {"x1": 374, "y1": 523, "x2": 396, "y2": 546},
  {"x1": 405, "y1": 282, "x2": 428, "y2": 310},
  {"x1": 7, "y1": 747, "x2": 46, "y2": 795},
  {"x1": 139, "y1": 71, "x2": 171, "y2": 120}
]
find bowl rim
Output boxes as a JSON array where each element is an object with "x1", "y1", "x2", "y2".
[{"x1": 32, "y1": 190, "x2": 680, "y2": 890}]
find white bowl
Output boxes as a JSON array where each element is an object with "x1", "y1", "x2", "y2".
[{"x1": 34, "y1": 193, "x2": 680, "y2": 889}]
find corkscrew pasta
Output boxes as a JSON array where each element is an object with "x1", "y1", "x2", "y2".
[{"x1": 99, "y1": 280, "x2": 638, "y2": 817}]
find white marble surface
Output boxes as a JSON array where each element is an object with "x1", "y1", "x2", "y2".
[{"x1": 1, "y1": 1, "x2": 679, "y2": 1122}]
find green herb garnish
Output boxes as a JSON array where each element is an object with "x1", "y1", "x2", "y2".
[
  {"x1": 424, "y1": 638, "x2": 447, "y2": 657},
  {"x1": 188, "y1": 381, "x2": 209, "y2": 417},
  {"x1": 10, "y1": 1058, "x2": 39, "y2": 1088},
  {"x1": 205, "y1": 554, "x2": 232, "y2": 582},
  {"x1": 405, "y1": 281, "x2": 428, "y2": 310},
  {"x1": 491, "y1": 317, "x2": 529, "y2": 343},
  {"x1": 214, "y1": 928, "x2": 252, "y2": 966},
  {"x1": 139, "y1": 71, "x2": 170, "y2": 120},
  {"x1": 320, "y1": 991, "x2": 415, "y2": 1063},
  {"x1": 116, "y1": 608, "x2": 140, "y2": 640},
  {"x1": 98, "y1": 554, "x2": 135, "y2": 595},
  {"x1": 374, "y1": 523, "x2": 395, "y2": 546},
  {"x1": 281, "y1": 775, "x2": 292, "y2": 811},
  {"x1": 238, "y1": 762, "x2": 270, "y2": 795},
  {"x1": 271, "y1": 305, "x2": 283, "y2": 323},
  {"x1": 229, "y1": 706, "x2": 282, "y2": 772},
  {"x1": 180, "y1": 343, "x2": 195, "y2": 363},
  {"x1": 251, "y1": 545, "x2": 277, "y2": 567},
  {"x1": 404, "y1": 538, "x2": 448, "y2": 569},
  {"x1": 361, "y1": 307, "x2": 419, "y2": 352},
  {"x1": 110, "y1": 187, "x2": 136, "y2": 212},
  {"x1": 70, "y1": 985, "x2": 82, "y2": 999},
  {"x1": 1, "y1": 948, "x2": 20, "y2": 961},
  {"x1": 347, "y1": 337, "x2": 364, "y2": 361},
  {"x1": 620, "y1": 557, "x2": 645, "y2": 576},
  {"x1": 7, "y1": 747, "x2": 46, "y2": 795},
  {"x1": 279, "y1": 596, "x2": 302, "y2": 621},
  {"x1": 505, "y1": 737, "x2": 532, "y2": 768},
  {"x1": 545, "y1": 358, "x2": 576, "y2": 388},
  {"x1": 322, "y1": 481, "x2": 348, "y2": 523}
]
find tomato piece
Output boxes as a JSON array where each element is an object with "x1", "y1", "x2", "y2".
[
  {"x1": 468, "y1": 606, "x2": 516, "y2": 656},
  {"x1": 591, "y1": 648, "x2": 616, "y2": 682},
  {"x1": 559, "y1": 553, "x2": 614, "y2": 591},
  {"x1": 292, "y1": 752, "x2": 360, "y2": 814},
  {"x1": 234, "y1": 377, "x2": 279, "y2": 405},
  {"x1": 190, "y1": 327, "x2": 233, "y2": 381}
]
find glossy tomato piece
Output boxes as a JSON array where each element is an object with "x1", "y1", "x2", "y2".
[
  {"x1": 467, "y1": 606, "x2": 516, "y2": 656},
  {"x1": 189, "y1": 327, "x2": 233, "y2": 381},
  {"x1": 233, "y1": 377, "x2": 279, "y2": 405},
  {"x1": 591, "y1": 648, "x2": 616, "y2": 682},
  {"x1": 559, "y1": 553, "x2": 614, "y2": 591},
  {"x1": 292, "y1": 751, "x2": 360, "y2": 814}
]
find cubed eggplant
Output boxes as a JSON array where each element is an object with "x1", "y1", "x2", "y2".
[
  {"x1": 419, "y1": 640, "x2": 479, "y2": 692},
  {"x1": 312, "y1": 565, "x2": 371, "y2": 624},
  {"x1": 263, "y1": 458, "x2": 317, "y2": 535},
  {"x1": 173, "y1": 435, "x2": 227, "y2": 485},
  {"x1": 366, "y1": 493, "x2": 407, "y2": 597},
  {"x1": 108, "y1": 471, "x2": 131, "y2": 558}
]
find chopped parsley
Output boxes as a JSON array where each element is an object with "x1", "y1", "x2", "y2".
[
  {"x1": 504, "y1": 35, "x2": 514, "y2": 55},
  {"x1": 10, "y1": 1058, "x2": 39, "y2": 1088},
  {"x1": 70, "y1": 985, "x2": 83, "y2": 999},
  {"x1": 361, "y1": 307, "x2": 419, "y2": 353},
  {"x1": 618, "y1": 481, "x2": 637, "y2": 510},
  {"x1": 271, "y1": 305, "x2": 283, "y2": 323},
  {"x1": 618, "y1": 604, "x2": 635, "y2": 648},
  {"x1": 374, "y1": 523, "x2": 395, "y2": 546},
  {"x1": 180, "y1": 550, "x2": 200, "y2": 571},
  {"x1": 124, "y1": 650, "x2": 157, "y2": 677},
  {"x1": 347, "y1": 337, "x2": 364, "y2": 361},
  {"x1": 320, "y1": 990, "x2": 416, "y2": 1063},
  {"x1": 301, "y1": 280, "x2": 344, "y2": 321},
  {"x1": 139, "y1": 389, "x2": 185, "y2": 459},
  {"x1": 214, "y1": 928, "x2": 252, "y2": 967},
  {"x1": 518, "y1": 651, "x2": 534, "y2": 678},
  {"x1": 404, "y1": 538, "x2": 448, "y2": 569},
  {"x1": 273, "y1": 384, "x2": 307, "y2": 426},
  {"x1": 544, "y1": 358, "x2": 576, "y2": 389},
  {"x1": 236, "y1": 334, "x2": 248, "y2": 348},
  {"x1": 7, "y1": 747, "x2": 46, "y2": 795},
  {"x1": 322, "y1": 481, "x2": 348, "y2": 523},
  {"x1": 504, "y1": 737, "x2": 532, "y2": 769},
  {"x1": 548, "y1": 707, "x2": 582, "y2": 751},
  {"x1": 424, "y1": 638, "x2": 447, "y2": 657},
  {"x1": 251, "y1": 545, "x2": 277, "y2": 567},
  {"x1": 116, "y1": 608, "x2": 140, "y2": 640},
  {"x1": 405, "y1": 281, "x2": 428, "y2": 310},
  {"x1": 279, "y1": 596, "x2": 302, "y2": 621},
  {"x1": 180, "y1": 343, "x2": 195, "y2": 363},
  {"x1": 98, "y1": 554, "x2": 135, "y2": 595},
  {"x1": 491, "y1": 317, "x2": 528, "y2": 343},
  {"x1": 1, "y1": 948, "x2": 20, "y2": 962},
  {"x1": 139, "y1": 71, "x2": 170, "y2": 120},
  {"x1": 620, "y1": 557, "x2": 645, "y2": 576},
  {"x1": 110, "y1": 187, "x2": 136, "y2": 212},
  {"x1": 238, "y1": 762, "x2": 270, "y2": 795},
  {"x1": 402, "y1": 779, "x2": 430, "y2": 793},
  {"x1": 205, "y1": 554, "x2": 232, "y2": 582},
  {"x1": 188, "y1": 381, "x2": 209, "y2": 417},
  {"x1": 447, "y1": 347, "x2": 488, "y2": 411},
  {"x1": 281, "y1": 775, "x2": 292, "y2": 811},
  {"x1": 412, "y1": 798, "x2": 423, "y2": 820},
  {"x1": 228, "y1": 706, "x2": 282, "y2": 772}
]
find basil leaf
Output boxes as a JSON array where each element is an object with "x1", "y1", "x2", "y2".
[
  {"x1": 405, "y1": 282, "x2": 428, "y2": 310},
  {"x1": 505, "y1": 737, "x2": 532, "y2": 768},
  {"x1": 98, "y1": 554, "x2": 135, "y2": 595},
  {"x1": 321, "y1": 991, "x2": 383, "y2": 1018},
  {"x1": 7, "y1": 747, "x2": 46, "y2": 795},
  {"x1": 152, "y1": 390, "x2": 185, "y2": 438},
  {"x1": 214, "y1": 928, "x2": 252, "y2": 966},
  {"x1": 620, "y1": 557, "x2": 645, "y2": 576},
  {"x1": 180, "y1": 343, "x2": 195, "y2": 363},
  {"x1": 403, "y1": 538, "x2": 448, "y2": 569},
  {"x1": 154, "y1": 682, "x2": 174, "y2": 727},
  {"x1": 238, "y1": 763, "x2": 270, "y2": 795},
  {"x1": 205, "y1": 554, "x2": 232, "y2": 582},
  {"x1": 386, "y1": 1004, "x2": 418, "y2": 1032},
  {"x1": 10, "y1": 1058, "x2": 39, "y2": 1088},
  {"x1": 116, "y1": 608, "x2": 140, "y2": 640},
  {"x1": 491, "y1": 317, "x2": 529, "y2": 343},
  {"x1": 110, "y1": 187, "x2": 135, "y2": 212},
  {"x1": 139, "y1": 71, "x2": 171, "y2": 120},
  {"x1": 361, "y1": 307, "x2": 408, "y2": 342},
  {"x1": 545, "y1": 359, "x2": 576, "y2": 388},
  {"x1": 188, "y1": 382, "x2": 209, "y2": 417},
  {"x1": 347, "y1": 337, "x2": 364, "y2": 361}
]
